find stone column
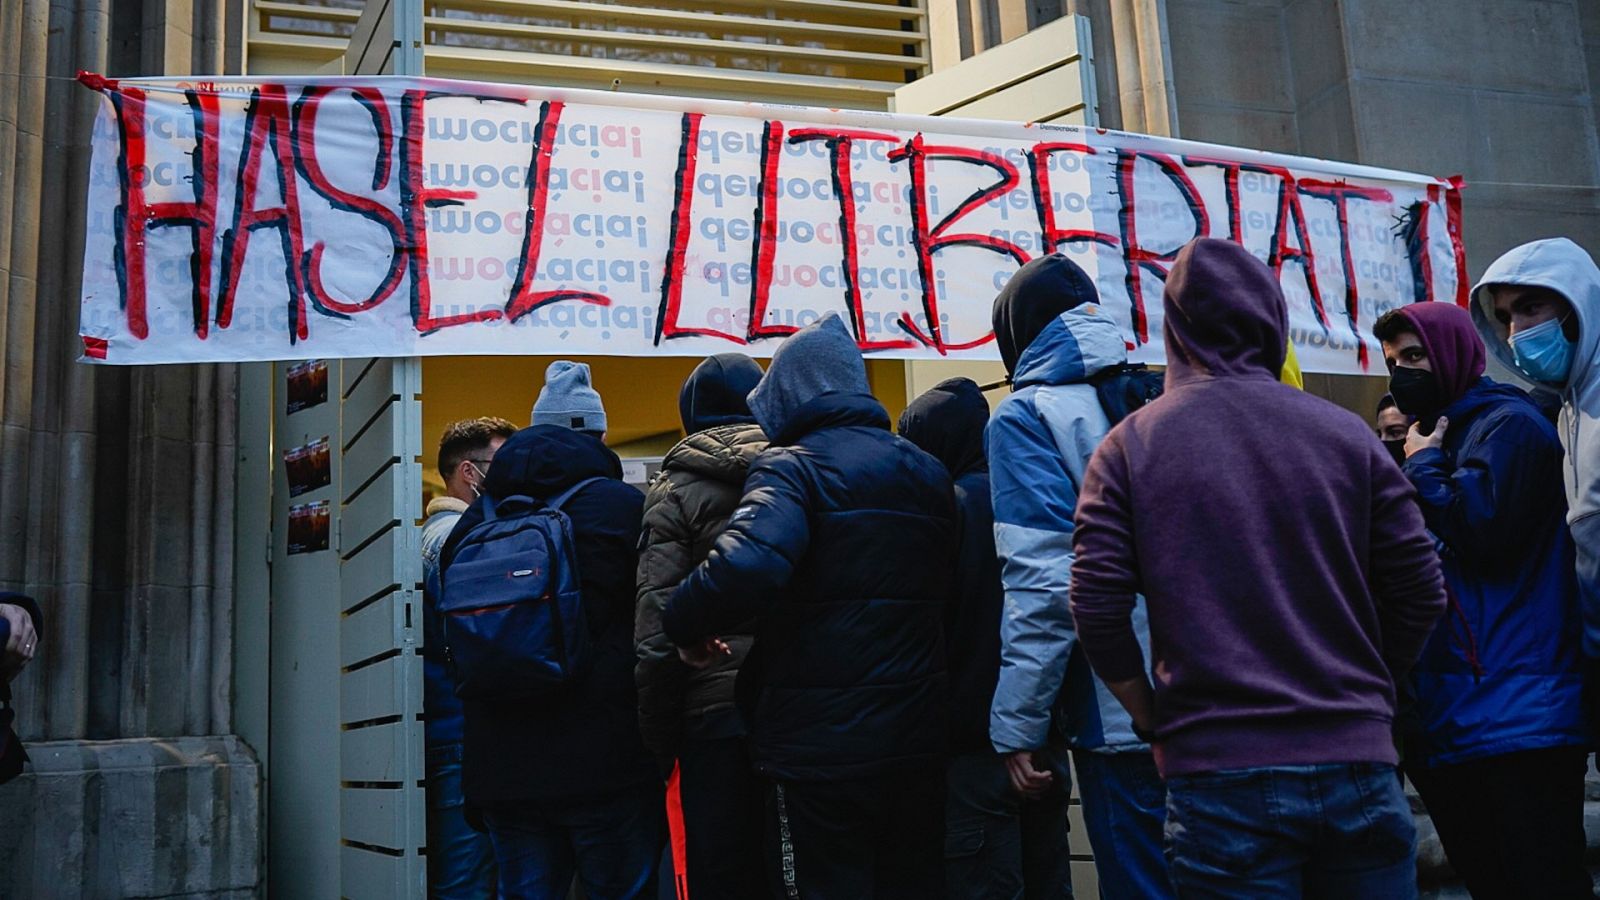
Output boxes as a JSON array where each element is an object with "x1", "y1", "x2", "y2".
[
  {"x1": 0, "y1": 0, "x2": 259, "y2": 894},
  {"x1": 1105, "y1": 0, "x2": 1178, "y2": 136}
]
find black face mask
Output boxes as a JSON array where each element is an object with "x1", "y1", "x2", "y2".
[
  {"x1": 1382, "y1": 439, "x2": 1407, "y2": 467},
  {"x1": 1388, "y1": 366, "x2": 1443, "y2": 418}
]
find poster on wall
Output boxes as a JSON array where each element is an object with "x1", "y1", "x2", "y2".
[
  {"x1": 74, "y1": 73, "x2": 1467, "y2": 375},
  {"x1": 286, "y1": 499, "x2": 331, "y2": 555},
  {"x1": 283, "y1": 436, "x2": 331, "y2": 498},
  {"x1": 285, "y1": 359, "x2": 328, "y2": 414}
]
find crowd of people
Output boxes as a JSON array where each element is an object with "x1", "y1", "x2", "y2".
[{"x1": 421, "y1": 235, "x2": 1600, "y2": 900}]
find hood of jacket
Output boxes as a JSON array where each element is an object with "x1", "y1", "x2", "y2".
[
  {"x1": 1163, "y1": 238, "x2": 1287, "y2": 389},
  {"x1": 992, "y1": 252, "x2": 1101, "y2": 378},
  {"x1": 482, "y1": 424, "x2": 622, "y2": 499},
  {"x1": 1397, "y1": 302, "x2": 1486, "y2": 407},
  {"x1": 660, "y1": 422, "x2": 768, "y2": 486},
  {"x1": 898, "y1": 377, "x2": 989, "y2": 479},
  {"x1": 748, "y1": 313, "x2": 886, "y2": 444},
  {"x1": 1473, "y1": 237, "x2": 1600, "y2": 521},
  {"x1": 679, "y1": 353, "x2": 765, "y2": 434},
  {"x1": 1011, "y1": 303, "x2": 1129, "y2": 389}
]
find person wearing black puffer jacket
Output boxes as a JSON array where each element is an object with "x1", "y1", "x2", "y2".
[
  {"x1": 635, "y1": 353, "x2": 769, "y2": 900},
  {"x1": 440, "y1": 419, "x2": 662, "y2": 900},
  {"x1": 899, "y1": 378, "x2": 1075, "y2": 900},
  {"x1": 663, "y1": 313, "x2": 959, "y2": 900}
]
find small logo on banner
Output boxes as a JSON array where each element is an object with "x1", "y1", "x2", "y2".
[{"x1": 82, "y1": 335, "x2": 109, "y2": 360}]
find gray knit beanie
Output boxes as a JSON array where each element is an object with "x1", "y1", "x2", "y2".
[{"x1": 531, "y1": 360, "x2": 607, "y2": 433}]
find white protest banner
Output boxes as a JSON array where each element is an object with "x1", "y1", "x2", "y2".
[{"x1": 76, "y1": 73, "x2": 1466, "y2": 373}]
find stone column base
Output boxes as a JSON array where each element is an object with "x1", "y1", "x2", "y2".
[{"x1": 0, "y1": 736, "x2": 261, "y2": 899}]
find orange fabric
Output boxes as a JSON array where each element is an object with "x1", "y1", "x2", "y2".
[{"x1": 666, "y1": 760, "x2": 690, "y2": 900}]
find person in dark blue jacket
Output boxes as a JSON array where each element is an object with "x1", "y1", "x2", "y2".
[
  {"x1": 422, "y1": 417, "x2": 515, "y2": 899},
  {"x1": 1375, "y1": 303, "x2": 1590, "y2": 900},
  {"x1": 898, "y1": 377, "x2": 1074, "y2": 900},
  {"x1": 440, "y1": 418, "x2": 662, "y2": 900},
  {"x1": 663, "y1": 313, "x2": 959, "y2": 900},
  {"x1": 1374, "y1": 394, "x2": 1411, "y2": 467}
]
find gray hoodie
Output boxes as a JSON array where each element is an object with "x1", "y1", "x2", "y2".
[
  {"x1": 747, "y1": 313, "x2": 871, "y2": 443},
  {"x1": 1473, "y1": 237, "x2": 1600, "y2": 653}
]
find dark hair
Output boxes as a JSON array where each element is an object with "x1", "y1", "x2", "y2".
[
  {"x1": 1376, "y1": 394, "x2": 1398, "y2": 415},
  {"x1": 438, "y1": 417, "x2": 517, "y2": 477},
  {"x1": 1371, "y1": 309, "x2": 1416, "y2": 345}
]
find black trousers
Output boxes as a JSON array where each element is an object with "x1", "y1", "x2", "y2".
[
  {"x1": 1409, "y1": 745, "x2": 1593, "y2": 900},
  {"x1": 944, "y1": 749, "x2": 1075, "y2": 900},
  {"x1": 765, "y1": 763, "x2": 945, "y2": 900},
  {"x1": 674, "y1": 736, "x2": 765, "y2": 900}
]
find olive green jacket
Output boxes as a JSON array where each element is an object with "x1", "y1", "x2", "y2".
[{"x1": 633, "y1": 423, "x2": 767, "y2": 758}]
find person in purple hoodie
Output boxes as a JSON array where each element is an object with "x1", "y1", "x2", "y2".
[{"x1": 1069, "y1": 238, "x2": 1448, "y2": 897}]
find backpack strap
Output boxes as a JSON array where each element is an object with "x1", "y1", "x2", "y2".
[
  {"x1": 477, "y1": 492, "x2": 533, "y2": 523},
  {"x1": 545, "y1": 475, "x2": 608, "y2": 512}
]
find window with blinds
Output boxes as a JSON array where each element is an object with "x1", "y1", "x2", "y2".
[{"x1": 249, "y1": 0, "x2": 930, "y2": 108}]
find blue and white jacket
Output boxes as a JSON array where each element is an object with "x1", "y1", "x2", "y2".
[{"x1": 988, "y1": 304, "x2": 1153, "y2": 754}]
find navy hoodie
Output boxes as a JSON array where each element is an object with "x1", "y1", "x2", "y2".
[
  {"x1": 440, "y1": 425, "x2": 657, "y2": 803},
  {"x1": 1393, "y1": 303, "x2": 1587, "y2": 766},
  {"x1": 1069, "y1": 239, "x2": 1447, "y2": 777},
  {"x1": 899, "y1": 377, "x2": 999, "y2": 753}
]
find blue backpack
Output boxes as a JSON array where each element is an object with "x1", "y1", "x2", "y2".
[{"x1": 439, "y1": 477, "x2": 603, "y2": 699}]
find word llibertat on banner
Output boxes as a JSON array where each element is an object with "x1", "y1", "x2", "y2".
[{"x1": 74, "y1": 72, "x2": 1467, "y2": 373}]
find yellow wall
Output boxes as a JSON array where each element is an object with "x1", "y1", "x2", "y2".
[{"x1": 422, "y1": 354, "x2": 909, "y2": 490}]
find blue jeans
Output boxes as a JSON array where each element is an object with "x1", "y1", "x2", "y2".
[
  {"x1": 1072, "y1": 750, "x2": 1173, "y2": 900},
  {"x1": 1164, "y1": 763, "x2": 1416, "y2": 899},
  {"x1": 482, "y1": 783, "x2": 663, "y2": 900},
  {"x1": 426, "y1": 744, "x2": 496, "y2": 900}
]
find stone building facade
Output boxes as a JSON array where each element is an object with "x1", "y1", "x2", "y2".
[{"x1": 0, "y1": 0, "x2": 1596, "y2": 896}]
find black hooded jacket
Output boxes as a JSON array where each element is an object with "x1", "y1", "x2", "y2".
[
  {"x1": 678, "y1": 352, "x2": 765, "y2": 434},
  {"x1": 440, "y1": 425, "x2": 656, "y2": 803},
  {"x1": 899, "y1": 378, "x2": 1001, "y2": 753},
  {"x1": 992, "y1": 252, "x2": 1100, "y2": 378}
]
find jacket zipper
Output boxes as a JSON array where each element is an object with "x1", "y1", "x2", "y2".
[{"x1": 450, "y1": 595, "x2": 551, "y2": 617}]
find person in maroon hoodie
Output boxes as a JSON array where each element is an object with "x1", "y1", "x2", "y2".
[{"x1": 1070, "y1": 238, "x2": 1447, "y2": 897}]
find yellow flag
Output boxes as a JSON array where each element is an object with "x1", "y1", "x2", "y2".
[{"x1": 1280, "y1": 340, "x2": 1303, "y2": 389}]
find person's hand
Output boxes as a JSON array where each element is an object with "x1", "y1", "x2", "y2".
[
  {"x1": 0, "y1": 604, "x2": 36, "y2": 682},
  {"x1": 1405, "y1": 416, "x2": 1448, "y2": 458},
  {"x1": 676, "y1": 637, "x2": 731, "y2": 670},
  {"x1": 1003, "y1": 749, "x2": 1055, "y2": 800}
]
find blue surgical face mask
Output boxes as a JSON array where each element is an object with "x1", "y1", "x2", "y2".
[{"x1": 1509, "y1": 316, "x2": 1576, "y2": 386}]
